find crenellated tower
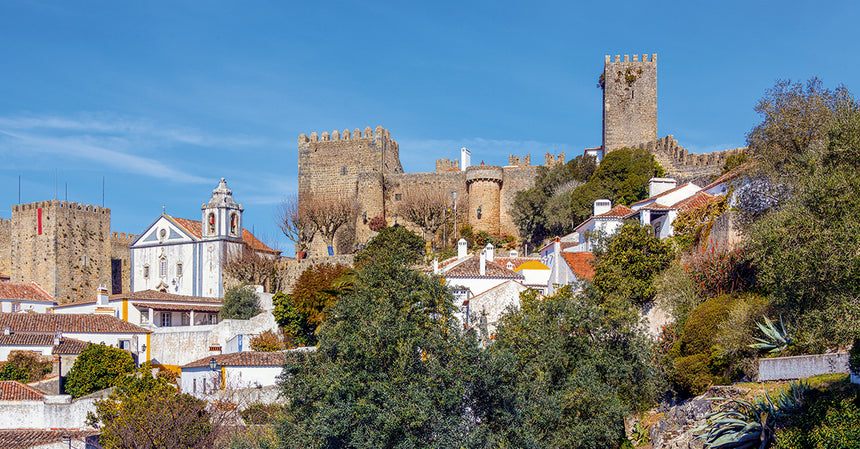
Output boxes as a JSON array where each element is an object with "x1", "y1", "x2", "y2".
[{"x1": 602, "y1": 53, "x2": 658, "y2": 152}]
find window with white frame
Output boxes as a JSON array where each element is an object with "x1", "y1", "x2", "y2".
[
  {"x1": 181, "y1": 312, "x2": 190, "y2": 326},
  {"x1": 161, "y1": 312, "x2": 172, "y2": 327},
  {"x1": 176, "y1": 262, "x2": 183, "y2": 278},
  {"x1": 208, "y1": 313, "x2": 218, "y2": 325},
  {"x1": 160, "y1": 257, "x2": 167, "y2": 278},
  {"x1": 143, "y1": 265, "x2": 150, "y2": 279}
]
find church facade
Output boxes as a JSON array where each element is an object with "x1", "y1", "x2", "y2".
[{"x1": 129, "y1": 178, "x2": 279, "y2": 298}]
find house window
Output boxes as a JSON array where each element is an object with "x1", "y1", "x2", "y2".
[
  {"x1": 160, "y1": 258, "x2": 167, "y2": 278},
  {"x1": 141, "y1": 312, "x2": 149, "y2": 324},
  {"x1": 11, "y1": 303, "x2": 20, "y2": 313},
  {"x1": 161, "y1": 312, "x2": 172, "y2": 327},
  {"x1": 176, "y1": 262, "x2": 183, "y2": 278},
  {"x1": 395, "y1": 193, "x2": 402, "y2": 201},
  {"x1": 118, "y1": 340, "x2": 131, "y2": 351},
  {"x1": 193, "y1": 378, "x2": 197, "y2": 393},
  {"x1": 143, "y1": 265, "x2": 150, "y2": 279},
  {"x1": 208, "y1": 314, "x2": 218, "y2": 325},
  {"x1": 182, "y1": 313, "x2": 190, "y2": 326}
]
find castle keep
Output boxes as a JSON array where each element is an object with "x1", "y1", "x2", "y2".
[
  {"x1": 0, "y1": 200, "x2": 136, "y2": 303},
  {"x1": 297, "y1": 54, "x2": 745, "y2": 257}
]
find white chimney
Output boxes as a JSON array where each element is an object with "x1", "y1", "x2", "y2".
[
  {"x1": 479, "y1": 250, "x2": 486, "y2": 276},
  {"x1": 3, "y1": 326, "x2": 9, "y2": 336},
  {"x1": 433, "y1": 258, "x2": 439, "y2": 274},
  {"x1": 54, "y1": 331, "x2": 62, "y2": 346},
  {"x1": 485, "y1": 243, "x2": 495, "y2": 262},
  {"x1": 457, "y1": 238, "x2": 468, "y2": 259},
  {"x1": 648, "y1": 178, "x2": 677, "y2": 198},
  {"x1": 96, "y1": 285, "x2": 109, "y2": 306},
  {"x1": 593, "y1": 199, "x2": 612, "y2": 217},
  {"x1": 460, "y1": 147, "x2": 471, "y2": 170}
]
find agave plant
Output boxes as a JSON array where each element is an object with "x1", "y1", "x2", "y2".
[
  {"x1": 748, "y1": 315, "x2": 793, "y2": 354},
  {"x1": 694, "y1": 381, "x2": 809, "y2": 449},
  {"x1": 630, "y1": 420, "x2": 650, "y2": 446}
]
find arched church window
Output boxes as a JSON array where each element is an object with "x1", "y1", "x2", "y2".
[
  {"x1": 230, "y1": 213, "x2": 238, "y2": 236},
  {"x1": 208, "y1": 213, "x2": 216, "y2": 234}
]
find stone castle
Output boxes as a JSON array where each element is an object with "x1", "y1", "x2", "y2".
[
  {"x1": 0, "y1": 200, "x2": 136, "y2": 303},
  {"x1": 297, "y1": 53, "x2": 745, "y2": 257}
]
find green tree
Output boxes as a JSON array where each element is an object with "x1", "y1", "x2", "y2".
[
  {"x1": 65, "y1": 344, "x2": 135, "y2": 398},
  {"x1": 744, "y1": 82, "x2": 860, "y2": 350},
  {"x1": 88, "y1": 365, "x2": 215, "y2": 449},
  {"x1": 512, "y1": 150, "x2": 663, "y2": 249},
  {"x1": 289, "y1": 263, "x2": 350, "y2": 327},
  {"x1": 272, "y1": 292, "x2": 316, "y2": 346},
  {"x1": 592, "y1": 223, "x2": 674, "y2": 305},
  {"x1": 220, "y1": 285, "x2": 262, "y2": 320},
  {"x1": 487, "y1": 287, "x2": 662, "y2": 448},
  {"x1": 353, "y1": 224, "x2": 425, "y2": 268},
  {"x1": 277, "y1": 253, "x2": 487, "y2": 449},
  {"x1": 0, "y1": 351, "x2": 52, "y2": 383}
]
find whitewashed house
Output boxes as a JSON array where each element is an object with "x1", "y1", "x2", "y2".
[{"x1": 129, "y1": 178, "x2": 279, "y2": 298}]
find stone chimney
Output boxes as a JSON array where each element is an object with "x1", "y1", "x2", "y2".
[
  {"x1": 648, "y1": 178, "x2": 677, "y2": 198},
  {"x1": 458, "y1": 239, "x2": 468, "y2": 259},
  {"x1": 593, "y1": 199, "x2": 612, "y2": 217},
  {"x1": 96, "y1": 285, "x2": 109, "y2": 306},
  {"x1": 485, "y1": 243, "x2": 495, "y2": 262},
  {"x1": 479, "y1": 250, "x2": 486, "y2": 276}
]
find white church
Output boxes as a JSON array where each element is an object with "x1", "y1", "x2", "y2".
[{"x1": 130, "y1": 178, "x2": 280, "y2": 298}]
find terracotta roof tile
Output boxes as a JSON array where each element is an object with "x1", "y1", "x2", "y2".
[
  {"x1": 596, "y1": 204, "x2": 634, "y2": 219},
  {"x1": 53, "y1": 337, "x2": 90, "y2": 355},
  {"x1": 0, "y1": 381, "x2": 45, "y2": 401},
  {"x1": 133, "y1": 302, "x2": 221, "y2": 313},
  {"x1": 673, "y1": 191, "x2": 717, "y2": 211},
  {"x1": 0, "y1": 282, "x2": 55, "y2": 304},
  {"x1": 181, "y1": 351, "x2": 288, "y2": 369},
  {"x1": 111, "y1": 289, "x2": 223, "y2": 304},
  {"x1": 0, "y1": 313, "x2": 151, "y2": 334},
  {"x1": 561, "y1": 252, "x2": 595, "y2": 280},
  {"x1": 443, "y1": 258, "x2": 525, "y2": 280},
  {"x1": 165, "y1": 214, "x2": 279, "y2": 254},
  {"x1": 0, "y1": 429, "x2": 99, "y2": 449},
  {"x1": 493, "y1": 256, "x2": 541, "y2": 271}
]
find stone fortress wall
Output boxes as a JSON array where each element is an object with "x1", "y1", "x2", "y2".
[
  {"x1": 296, "y1": 54, "x2": 745, "y2": 257},
  {"x1": 0, "y1": 200, "x2": 138, "y2": 303},
  {"x1": 9, "y1": 200, "x2": 112, "y2": 304}
]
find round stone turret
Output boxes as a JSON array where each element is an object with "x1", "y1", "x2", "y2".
[{"x1": 465, "y1": 165, "x2": 503, "y2": 235}]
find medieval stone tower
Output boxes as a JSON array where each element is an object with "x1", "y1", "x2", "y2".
[
  {"x1": 9, "y1": 200, "x2": 112, "y2": 303},
  {"x1": 602, "y1": 54, "x2": 658, "y2": 152},
  {"x1": 465, "y1": 165, "x2": 504, "y2": 235}
]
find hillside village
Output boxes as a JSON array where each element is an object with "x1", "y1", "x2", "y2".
[{"x1": 0, "y1": 52, "x2": 858, "y2": 449}]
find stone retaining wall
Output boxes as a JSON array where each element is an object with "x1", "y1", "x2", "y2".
[{"x1": 758, "y1": 352, "x2": 849, "y2": 381}]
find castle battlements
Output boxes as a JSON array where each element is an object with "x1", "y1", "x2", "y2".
[
  {"x1": 299, "y1": 125, "x2": 395, "y2": 145},
  {"x1": 436, "y1": 158, "x2": 460, "y2": 172},
  {"x1": 111, "y1": 232, "x2": 140, "y2": 245},
  {"x1": 605, "y1": 54, "x2": 657, "y2": 64},
  {"x1": 12, "y1": 200, "x2": 110, "y2": 214}
]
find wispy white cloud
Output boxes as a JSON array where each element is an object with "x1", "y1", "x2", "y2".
[
  {"x1": 0, "y1": 113, "x2": 272, "y2": 148},
  {"x1": 0, "y1": 130, "x2": 211, "y2": 184}
]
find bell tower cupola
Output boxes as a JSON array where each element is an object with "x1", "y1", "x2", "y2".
[{"x1": 201, "y1": 177, "x2": 243, "y2": 240}]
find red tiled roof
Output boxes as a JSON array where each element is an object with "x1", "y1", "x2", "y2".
[
  {"x1": 133, "y1": 302, "x2": 221, "y2": 313},
  {"x1": 561, "y1": 252, "x2": 595, "y2": 280},
  {"x1": 493, "y1": 256, "x2": 541, "y2": 271},
  {"x1": 0, "y1": 282, "x2": 55, "y2": 304},
  {"x1": 0, "y1": 313, "x2": 151, "y2": 334},
  {"x1": 53, "y1": 337, "x2": 89, "y2": 355},
  {"x1": 167, "y1": 215, "x2": 203, "y2": 239},
  {"x1": 165, "y1": 214, "x2": 279, "y2": 254},
  {"x1": 181, "y1": 351, "x2": 288, "y2": 369},
  {"x1": 673, "y1": 191, "x2": 717, "y2": 212},
  {"x1": 53, "y1": 289, "x2": 223, "y2": 308},
  {"x1": 443, "y1": 258, "x2": 525, "y2": 280},
  {"x1": 596, "y1": 204, "x2": 634, "y2": 219},
  {"x1": 0, "y1": 381, "x2": 45, "y2": 401},
  {"x1": 0, "y1": 429, "x2": 99, "y2": 449}
]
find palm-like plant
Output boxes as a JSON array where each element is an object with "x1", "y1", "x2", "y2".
[
  {"x1": 748, "y1": 315, "x2": 793, "y2": 354},
  {"x1": 694, "y1": 381, "x2": 808, "y2": 449}
]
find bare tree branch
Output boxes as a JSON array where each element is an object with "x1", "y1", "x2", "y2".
[
  {"x1": 397, "y1": 185, "x2": 448, "y2": 244},
  {"x1": 277, "y1": 194, "x2": 316, "y2": 253},
  {"x1": 303, "y1": 193, "x2": 359, "y2": 253}
]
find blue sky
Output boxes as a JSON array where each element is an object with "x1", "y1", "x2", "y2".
[{"x1": 1, "y1": 1, "x2": 858, "y2": 254}]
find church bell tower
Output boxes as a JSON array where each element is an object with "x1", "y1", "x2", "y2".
[{"x1": 201, "y1": 178, "x2": 243, "y2": 241}]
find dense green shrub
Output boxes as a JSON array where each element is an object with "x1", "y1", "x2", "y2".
[
  {"x1": 774, "y1": 380, "x2": 860, "y2": 449},
  {"x1": 0, "y1": 351, "x2": 52, "y2": 383},
  {"x1": 65, "y1": 344, "x2": 135, "y2": 398},
  {"x1": 220, "y1": 285, "x2": 262, "y2": 320},
  {"x1": 592, "y1": 223, "x2": 674, "y2": 305},
  {"x1": 241, "y1": 403, "x2": 286, "y2": 425},
  {"x1": 685, "y1": 247, "x2": 755, "y2": 299}
]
